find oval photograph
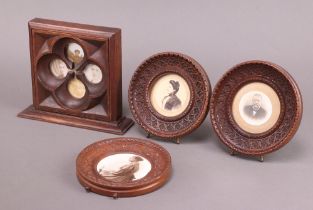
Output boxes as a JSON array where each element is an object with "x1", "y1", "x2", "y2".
[{"x1": 97, "y1": 153, "x2": 152, "y2": 182}]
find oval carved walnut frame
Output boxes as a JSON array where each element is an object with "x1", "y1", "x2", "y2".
[
  {"x1": 18, "y1": 18, "x2": 133, "y2": 134},
  {"x1": 210, "y1": 60, "x2": 303, "y2": 161},
  {"x1": 128, "y1": 52, "x2": 211, "y2": 143},
  {"x1": 76, "y1": 138, "x2": 171, "y2": 198}
]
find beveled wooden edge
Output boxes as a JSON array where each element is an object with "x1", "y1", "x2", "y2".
[
  {"x1": 76, "y1": 137, "x2": 172, "y2": 198},
  {"x1": 29, "y1": 18, "x2": 120, "y2": 38},
  {"x1": 266, "y1": 61, "x2": 303, "y2": 142},
  {"x1": 77, "y1": 168, "x2": 171, "y2": 198},
  {"x1": 18, "y1": 105, "x2": 133, "y2": 135},
  {"x1": 210, "y1": 60, "x2": 303, "y2": 156},
  {"x1": 128, "y1": 51, "x2": 211, "y2": 141}
]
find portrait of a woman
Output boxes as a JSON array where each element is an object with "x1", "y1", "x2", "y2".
[{"x1": 162, "y1": 80, "x2": 182, "y2": 111}]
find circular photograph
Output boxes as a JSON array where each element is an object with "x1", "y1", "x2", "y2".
[
  {"x1": 232, "y1": 82, "x2": 281, "y2": 134},
  {"x1": 83, "y1": 64, "x2": 103, "y2": 84},
  {"x1": 66, "y1": 42, "x2": 84, "y2": 64},
  {"x1": 97, "y1": 153, "x2": 151, "y2": 182},
  {"x1": 49, "y1": 58, "x2": 69, "y2": 79},
  {"x1": 67, "y1": 78, "x2": 86, "y2": 99},
  {"x1": 150, "y1": 73, "x2": 191, "y2": 117}
]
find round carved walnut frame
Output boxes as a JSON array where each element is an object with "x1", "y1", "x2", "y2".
[
  {"x1": 76, "y1": 138, "x2": 171, "y2": 198},
  {"x1": 210, "y1": 60, "x2": 303, "y2": 157},
  {"x1": 128, "y1": 52, "x2": 211, "y2": 141}
]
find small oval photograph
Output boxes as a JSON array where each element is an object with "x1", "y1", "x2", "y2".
[
  {"x1": 83, "y1": 64, "x2": 103, "y2": 84},
  {"x1": 49, "y1": 58, "x2": 69, "y2": 79},
  {"x1": 232, "y1": 82, "x2": 281, "y2": 134},
  {"x1": 150, "y1": 73, "x2": 191, "y2": 117},
  {"x1": 66, "y1": 42, "x2": 85, "y2": 64},
  {"x1": 240, "y1": 91, "x2": 272, "y2": 125},
  {"x1": 97, "y1": 153, "x2": 151, "y2": 182},
  {"x1": 67, "y1": 78, "x2": 86, "y2": 99}
]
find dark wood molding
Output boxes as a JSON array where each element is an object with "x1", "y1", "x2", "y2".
[
  {"x1": 210, "y1": 60, "x2": 303, "y2": 157},
  {"x1": 128, "y1": 52, "x2": 211, "y2": 142},
  {"x1": 18, "y1": 18, "x2": 133, "y2": 134},
  {"x1": 18, "y1": 106, "x2": 133, "y2": 135}
]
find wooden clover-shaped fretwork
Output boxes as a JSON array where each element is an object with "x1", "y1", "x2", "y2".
[
  {"x1": 37, "y1": 37, "x2": 107, "y2": 111},
  {"x1": 18, "y1": 18, "x2": 133, "y2": 134}
]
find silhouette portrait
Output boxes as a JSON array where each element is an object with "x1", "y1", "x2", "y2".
[
  {"x1": 243, "y1": 93, "x2": 266, "y2": 120},
  {"x1": 162, "y1": 80, "x2": 182, "y2": 111},
  {"x1": 150, "y1": 73, "x2": 191, "y2": 117},
  {"x1": 98, "y1": 155, "x2": 144, "y2": 182}
]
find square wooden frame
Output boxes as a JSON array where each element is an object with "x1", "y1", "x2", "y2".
[{"x1": 18, "y1": 18, "x2": 133, "y2": 134}]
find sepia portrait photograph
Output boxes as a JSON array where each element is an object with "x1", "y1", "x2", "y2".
[
  {"x1": 66, "y1": 42, "x2": 85, "y2": 64},
  {"x1": 50, "y1": 58, "x2": 69, "y2": 79},
  {"x1": 83, "y1": 64, "x2": 103, "y2": 84},
  {"x1": 67, "y1": 78, "x2": 86, "y2": 99},
  {"x1": 150, "y1": 73, "x2": 191, "y2": 117},
  {"x1": 232, "y1": 82, "x2": 281, "y2": 134},
  {"x1": 239, "y1": 91, "x2": 272, "y2": 126},
  {"x1": 97, "y1": 153, "x2": 151, "y2": 182}
]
